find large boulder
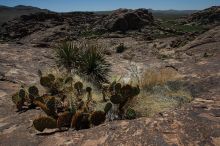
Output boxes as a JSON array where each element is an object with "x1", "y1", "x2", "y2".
[{"x1": 105, "y1": 8, "x2": 154, "y2": 32}]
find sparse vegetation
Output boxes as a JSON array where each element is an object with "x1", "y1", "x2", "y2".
[
  {"x1": 128, "y1": 68, "x2": 192, "y2": 117},
  {"x1": 11, "y1": 69, "x2": 141, "y2": 132},
  {"x1": 54, "y1": 41, "x2": 111, "y2": 86},
  {"x1": 11, "y1": 65, "x2": 192, "y2": 132}
]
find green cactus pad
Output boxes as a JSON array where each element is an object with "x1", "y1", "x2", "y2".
[
  {"x1": 34, "y1": 101, "x2": 58, "y2": 119},
  {"x1": 110, "y1": 94, "x2": 122, "y2": 104},
  {"x1": 74, "y1": 81, "x2": 83, "y2": 90},
  {"x1": 18, "y1": 89, "x2": 26, "y2": 99},
  {"x1": 57, "y1": 111, "x2": 73, "y2": 129},
  {"x1": 34, "y1": 96, "x2": 45, "y2": 104},
  {"x1": 121, "y1": 84, "x2": 133, "y2": 98},
  {"x1": 104, "y1": 102, "x2": 112, "y2": 113},
  {"x1": 71, "y1": 111, "x2": 90, "y2": 130},
  {"x1": 48, "y1": 74, "x2": 55, "y2": 82},
  {"x1": 40, "y1": 76, "x2": 52, "y2": 87},
  {"x1": 86, "y1": 87, "x2": 92, "y2": 92},
  {"x1": 132, "y1": 86, "x2": 140, "y2": 96},
  {"x1": 33, "y1": 116, "x2": 57, "y2": 132},
  {"x1": 46, "y1": 96, "x2": 56, "y2": 112},
  {"x1": 28, "y1": 86, "x2": 39, "y2": 97},
  {"x1": 115, "y1": 83, "x2": 122, "y2": 93},
  {"x1": 125, "y1": 108, "x2": 136, "y2": 120},
  {"x1": 57, "y1": 77, "x2": 64, "y2": 83},
  {"x1": 90, "y1": 111, "x2": 106, "y2": 126}
]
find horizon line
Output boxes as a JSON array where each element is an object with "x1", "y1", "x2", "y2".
[{"x1": 0, "y1": 4, "x2": 214, "y2": 12}]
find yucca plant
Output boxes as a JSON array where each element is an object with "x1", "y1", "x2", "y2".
[
  {"x1": 54, "y1": 42, "x2": 81, "y2": 72},
  {"x1": 79, "y1": 44, "x2": 111, "y2": 85},
  {"x1": 54, "y1": 41, "x2": 111, "y2": 86}
]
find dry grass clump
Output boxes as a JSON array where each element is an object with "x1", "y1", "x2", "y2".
[
  {"x1": 129, "y1": 89, "x2": 192, "y2": 117},
  {"x1": 141, "y1": 68, "x2": 181, "y2": 90},
  {"x1": 127, "y1": 67, "x2": 192, "y2": 117}
]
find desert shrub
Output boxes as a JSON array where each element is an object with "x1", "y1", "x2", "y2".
[
  {"x1": 54, "y1": 41, "x2": 111, "y2": 86},
  {"x1": 116, "y1": 43, "x2": 127, "y2": 53}
]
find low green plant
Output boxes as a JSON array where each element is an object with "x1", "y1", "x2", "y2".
[
  {"x1": 54, "y1": 42, "x2": 111, "y2": 86},
  {"x1": 54, "y1": 42, "x2": 81, "y2": 72},
  {"x1": 79, "y1": 45, "x2": 111, "y2": 85}
]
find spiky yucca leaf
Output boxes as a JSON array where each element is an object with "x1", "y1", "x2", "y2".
[
  {"x1": 79, "y1": 46, "x2": 110, "y2": 85},
  {"x1": 54, "y1": 42, "x2": 81, "y2": 72},
  {"x1": 33, "y1": 116, "x2": 57, "y2": 132}
]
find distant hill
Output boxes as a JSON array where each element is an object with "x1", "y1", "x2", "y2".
[
  {"x1": 0, "y1": 5, "x2": 50, "y2": 25},
  {"x1": 149, "y1": 9, "x2": 198, "y2": 20},
  {"x1": 94, "y1": 9, "x2": 198, "y2": 20}
]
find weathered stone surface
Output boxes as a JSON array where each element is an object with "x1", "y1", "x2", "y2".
[
  {"x1": 105, "y1": 8, "x2": 154, "y2": 31},
  {"x1": 187, "y1": 6, "x2": 220, "y2": 25},
  {"x1": 0, "y1": 26, "x2": 219, "y2": 146}
]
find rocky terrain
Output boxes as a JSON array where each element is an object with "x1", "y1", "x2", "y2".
[
  {"x1": 187, "y1": 6, "x2": 220, "y2": 25},
  {"x1": 0, "y1": 6, "x2": 220, "y2": 146},
  {"x1": 0, "y1": 5, "x2": 49, "y2": 25}
]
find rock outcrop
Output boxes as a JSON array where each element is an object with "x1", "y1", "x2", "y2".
[
  {"x1": 104, "y1": 8, "x2": 154, "y2": 31},
  {"x1": 187, "y1": 6, "x2": 220, "y2": 24}
]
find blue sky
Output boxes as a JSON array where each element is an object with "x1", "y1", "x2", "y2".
[{"x1": 0, "y1": 0, "x2": 219, "y2": 12}]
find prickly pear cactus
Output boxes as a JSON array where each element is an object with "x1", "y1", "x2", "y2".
[
  {"x1": 40, "y1": 76, "x2": 52, "y2": 87},
  {"x1": 104, "y1": 102, "x2": 112, "y2": 113},
  {"x1": 18, "y1": 89, "x2": 26, "y2": 99},
  {"x1": 28, "y1": 86, "x2": 39, "y2": 102},
  {"x1": 46, "y1": 96, "x2": 56, "y2": 112},
  {"x1": 110, "y1": 94, "x2": 122, "y2": 104},
  {"x1": 12, "y1": 89, "x2": 26, "y2": 111},
  {"x1": 34, "y1": 100, "x2": 58, "y2": 119},
  {"x1": 121, "y1": 84, "x2": 133, "y2": 98},
  {"x1": 90, "y1": 111, "x2": 106, "y2": 126},
  {"x1": 48, "y1": 74, "x2": 55, "y2": 82},
  {"x1": 57, "y1": 111, "x2": 73, "y2": 129},
  {"x1": 71, "y1": 111, "x2": 90, "y2": 130},
  {"x1": 33, "y1": 116, "x2": 57, "y2": 132},
  {"x1": 74, "y1": 81, "x2": 83, "y2": 95},
  {"x1": 114, "y1": 83, "x2": 122, "y2": 94}
]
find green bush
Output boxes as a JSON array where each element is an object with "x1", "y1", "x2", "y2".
[
  {"x1": 54, "y1": 42, "x2": 81, "y2": 72},
  {"x1": 79, "y1": 45, "x2": 110, "y2": 85},
  {"x1": 54, "y1": 42, "x2": 111, "y2": 85}
]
